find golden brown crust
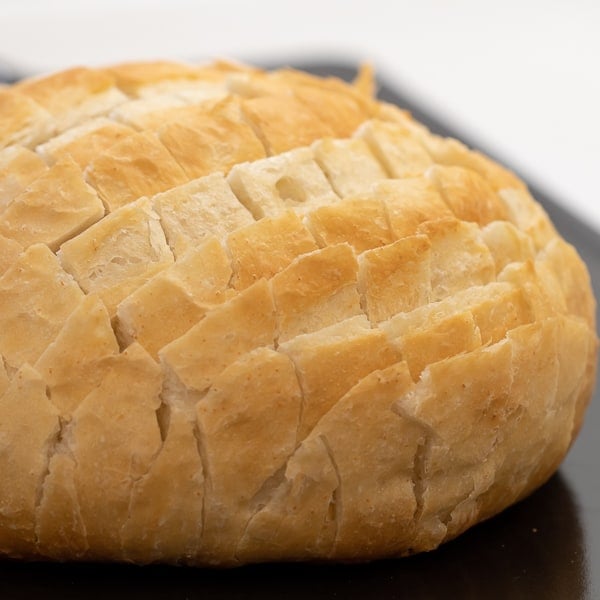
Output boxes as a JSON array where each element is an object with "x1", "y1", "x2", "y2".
[
  {"x1": 0, "y1": 90, "x2": 55, "y2": 150},
  {"x1": 279, "y1": 317, "x2": 403, "y2": 439},
  {"x1": 372, "y1": 177, "x2": 453, "y2": 238},
  {"x1": 160, "y1": 279, "x2": 277, "y2": 393},
  {"x1": 241, "y1": 95, "x2": 336, "y2": 155},
  {"x1": 427, "y1": 165, "x2": 510, "y2": 225},
  {"x1": 307, "y1": 197, "x2": 393, "y2": 252},
  {"x1": 34, "y1": 294, "x2": 119, "y2": 416},
  {"x1": 0, "y1": 364, "x2": 60, "y2": 557},
  {"x1": 103, "y1": 60, "x2": 240, "y2": 96},
  {"x1": 271, "y1": 244, "x2": 362, "y2": 342},
  {"x1": 357, "y1": 234, "x2": 432, "y2": 322},
  {"x1": 0, "y1": 158, "x2": 105, "y2": 251},
  {"x1": 0, "y1": 244, "x2": 84, "y2": 369},
  {"x1": 15, "y1": 67, "x2": 127, "y2": 133},
  {"x1": 115, "y1": 236, "x2": 233, "y2": 358},
  {"x1": 0, "y1": 233, "x2": 22, "y2": 276},
  {"x1": 198, "y1": 347, "x2": 302, "y2": 563},
  {"x1": 157, "y1": 98, "x2": 266, "y2": 180},
  {"x1": 0, "y1": 60, "x2": 596, "y2": 566},
  {"x1": 0, "y1": 146, "x2": 49, "y2": 210},
  {"x1": 227, "y1": 210, "x2": 318, "y2": 290},
  {"x1": 53, "y1": 343, "x2": 164, "y2": 560},
  {"x1": 36, "y1": 118, "x2": 136, "y2": 168},
  {"x1": 85, "y1": 131, "x2": 188, "y2": 211}
]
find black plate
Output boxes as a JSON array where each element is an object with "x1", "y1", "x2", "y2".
[{"x1": 0, "y1": 63, "x2": 598, "y2": 600}]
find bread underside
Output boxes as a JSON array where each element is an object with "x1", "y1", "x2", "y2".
[{"x1": 0, "y1": 60, "x2": 597, "y2": 565}]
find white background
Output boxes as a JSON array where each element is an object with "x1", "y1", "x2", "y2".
[{"x1": 1, "y1": 0, "x2": 599, "y2": 234}]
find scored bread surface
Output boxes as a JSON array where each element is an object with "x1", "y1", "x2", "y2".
[{"x1": 0, "y1": 60, "x2": 597, "y2": 565}]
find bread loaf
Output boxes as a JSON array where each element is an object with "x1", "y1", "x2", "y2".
[{"x1": 0, "y1": 60, "x2": 597, "y2": 566}]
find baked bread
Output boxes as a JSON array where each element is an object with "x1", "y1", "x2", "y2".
[{"x1": 0, "y1": 60, "x2": 597, "y2": 566}]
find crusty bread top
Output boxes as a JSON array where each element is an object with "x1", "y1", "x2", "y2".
[{"x1": 0, "y1": 60, "x2": 597, "y2": 565}]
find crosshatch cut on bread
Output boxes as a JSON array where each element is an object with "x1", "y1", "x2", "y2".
[{"x1": 0, "y1": 59, "x2": 597, "y2": 566}]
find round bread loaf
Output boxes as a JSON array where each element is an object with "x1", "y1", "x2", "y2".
[{"x1": 0, "y1": 60, "x2": 597, "y2": 566}]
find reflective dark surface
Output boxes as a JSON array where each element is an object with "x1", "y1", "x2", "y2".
[{"x1": 0, "y1": 64, "x2": 598, "y2": 600}]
